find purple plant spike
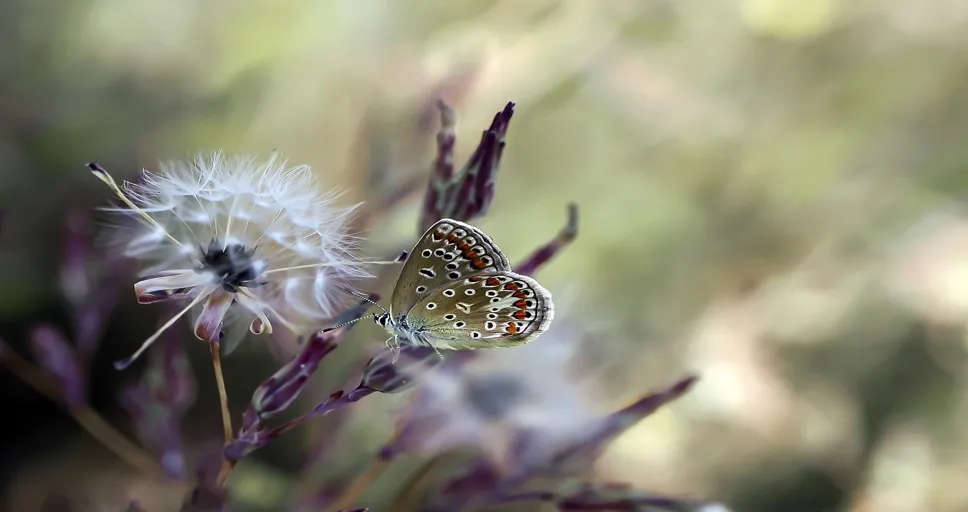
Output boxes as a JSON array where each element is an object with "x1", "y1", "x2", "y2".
[
  {"x1": 419, "y1": 101, "x2": 515, "y2": 231},
  {"x1": 226, "y1": 297, "x2": 382, "y2": 461},
  {"x1": 546, "y1": 376, "x2": 698, "y2": 476},
  {"x1": 515, "y1": 203, "x2": 579, "y2": 276},
  {"x1": 226, "y1": 386, "x2": 376, "y2": 461},
  {"x1": 244, "y1": 330, "x2": 340, "y2": 430},
  {"x1": 60, "y1": 211, "x2": 91, "y2": 307},
  {"x1": 28, "y1": 325, "x2": 85, "y2": 408},
  {"x1": 120, "y1": 331, "x2": 196, "y2": 479}
]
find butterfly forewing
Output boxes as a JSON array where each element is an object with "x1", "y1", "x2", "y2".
[
  {"x1": 405, "y1": 271, "x2": 554, "y2": 350},
  {"x1": 390, "y1": 219, "x2": 511, "y2": 317}
]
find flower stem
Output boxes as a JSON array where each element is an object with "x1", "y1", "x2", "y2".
[
  {"x1": 323, "y1": 456, "x2": 391, "y2": 512},
  {"x1": 209, "y1": 341, "x2": 236, "y2": 486},
  {"x1": 0, "y1": 348, "x2": 164, "y2": 478},
  {"x1": 388, "y1": 454, "x2": 451, "y2": 512}
]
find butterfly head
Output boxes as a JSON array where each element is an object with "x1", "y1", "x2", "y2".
[{"x1": 374, "y1": 312, "x2": 392, "y2": 329}]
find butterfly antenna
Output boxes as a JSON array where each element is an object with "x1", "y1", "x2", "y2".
[
  {"x1": 341, "y1": 287, "x2": 388, "y2": 315},
  {"x1": 321, "y1": 314, "x2": 379, "y2": 333}
]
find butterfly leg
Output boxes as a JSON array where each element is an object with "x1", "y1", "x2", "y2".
[{"x1": 386, "y1": 336, "x2": 403, "y2": 364}]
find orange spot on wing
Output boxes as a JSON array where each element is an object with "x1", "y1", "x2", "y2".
[
  {"x1": 469, "y1": 276, "x2": 484, "y2": 282},
  {"x1": 506, "y1": 322, "x2": 519, "y2": 334},
  {"x1": 448, "y1": 234, "x2": 461, "y2": 243},
  {"x1": 512, "y1": 310, "x2": 528, "y2": 320},
  {"x1": 504, "y1": 283, "x2": 519, "y2": 291},
  {"x1": 465, "y1": 250, "x2": 480, "y2": 259},
  {"x1": 513, "y1": 290, "x2": 527, "y2": 299},
  {"x1": 513, "y1": 299, "x2": 528, "y2": 309},
  {"x1": 486, "y1": 277, "x2": 501, "y2": 287},
  {"x1": 472, "y1": 258, "x2": 488, "y2": 269}
]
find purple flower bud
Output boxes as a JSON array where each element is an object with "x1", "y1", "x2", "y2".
[
  {"x1": 28, "y1": 325, "x2": 85, "y2": 407},
  {"x1": 419, "y1": 101, "x2": 515, "y2": 231},
  {"x1": 360, "y1": 346, "x2": 441, "y2": 394},
  {"x1": 246, "y1": 330, "x2": 339, "y2": 429}
]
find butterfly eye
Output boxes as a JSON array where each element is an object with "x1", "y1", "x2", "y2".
[
  {"x1": 419, "y1": 268, "x2": 436, "y2": 278},
  {"x1": 426, "y1": 302, "x2": 437, "y2": 310},
  {"x1": 446, "y1": 262, "x2": 459, "y2": 270},
  {"x1": 421, "y1": 249, "x2": 433, "y2": 258},
  {"x1": 443, "y1": 253, "x2": 455, "y2": 261},
  {"x1": 444, "y1": 314, "x2": 456, "y2": 321},
  {"x1": 453, "y1": 321, "x2": 466, "y2": 328},
  {"x1": 416, "y1": 285, "x2": 427, "y2": 293},
  {"x1": 434, "y1": 248, "x2": 446, "y2": 256},
  {"x1": 471, "y1": 331, "x2": 482, "y2": 339},
  {"x1": 442, "y1": 289, "x2": 455, "y2": 297},
  {"x1": 448, "y1": 271, "x2": 461, "y2": 279},
  {"x1": 464, "y1": 236, "x2": 477, "y2": 245},
  {"x1": 486, "y1": 313, "x2": 498, "y2": 320},
  {"x1": 485, "y1": 290, "x2": 498, "y2": 298},
  {"x1": 490, "y1": 297, "x2": 500, "y2": 303},
  {"x1": 485, "y1": 321, "x2": 497, "y2": 330},
  {"x1": 464, "y1": 289, "x2": 476, "y2": 296}
]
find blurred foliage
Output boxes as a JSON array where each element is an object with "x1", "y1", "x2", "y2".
[{"x1": 4, "y1": 0, "x2": 968, "y2": 511}]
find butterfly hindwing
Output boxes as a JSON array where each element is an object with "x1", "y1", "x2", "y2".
[
  {"x1": 404, "y1": 271, "x2": 554, "y2": 350},
  {"x1": 390, "y1": 219, "x2": 511, "y2": 318}
]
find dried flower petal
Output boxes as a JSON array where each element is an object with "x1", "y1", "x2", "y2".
[{"x1": 28, "y1": 325, "x2": 85, "y2": 407}]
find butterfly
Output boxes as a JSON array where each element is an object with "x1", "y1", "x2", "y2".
[{"x1": 331, "y1": 219, "x2": 554, "y2": 360}]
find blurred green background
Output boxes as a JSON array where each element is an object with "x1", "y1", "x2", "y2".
[{"x1": 4, "y1": 0, "x2": 968, "y2": 510}]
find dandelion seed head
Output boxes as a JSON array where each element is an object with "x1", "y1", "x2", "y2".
[{"x1": 94, "y1": 152, "x2": 368, "y2": 366}]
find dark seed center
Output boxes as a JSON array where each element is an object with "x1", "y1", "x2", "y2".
[
  {"x1": 463, "y1": 374, "x2": 524, "y2": 420},
  {"x1": 198, "y1": 240, "x2": 263, "y2": 291}
]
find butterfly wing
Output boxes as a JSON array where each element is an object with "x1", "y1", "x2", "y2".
[
  {"x1": 390, "y1": 219, "x2": 511, "y2": 318},
  {"x1": 405, "y1": 271, "x2": 554, "y2": 350}
]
